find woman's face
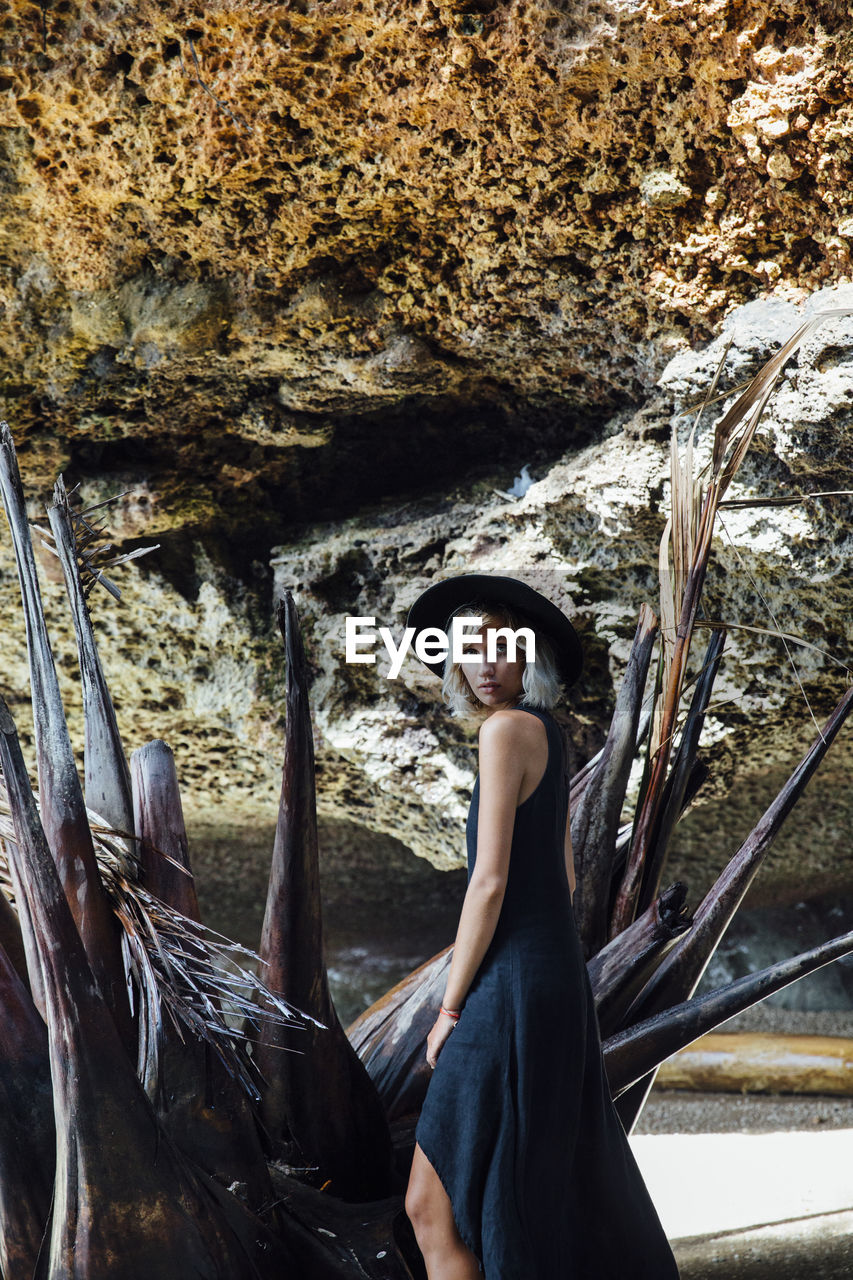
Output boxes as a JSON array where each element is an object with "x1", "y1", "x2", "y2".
[{"x1": 459, "y1": 623, "x2": 526, "y2": 713}]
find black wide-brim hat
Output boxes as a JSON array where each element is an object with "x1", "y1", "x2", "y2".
[{"x1": 406, "y1": 574, "x2": 583, "y2": 686}]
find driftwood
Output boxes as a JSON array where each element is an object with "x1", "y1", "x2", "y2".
[
  {"x1": 0, "y1": 426, "x2": 132, "y2": 1045},
  {"x1": 604, "y1": 926, "x2": 853, "y2": 1097},
  {"x1": 253, "y1": 593, "x2": 394, "y2": 1200},
  {"x1": 132, "y1": 739, "x2": 202, "y2": 922},
  {"x1": 48, "y1": 478, "x2": 135, "y2": 836},
  {"x1": 348, "y1": 946, "x2": 453, "y2": 1123},
  {"x1": 571, "y1": 605, "x2": 658, "y2": 957},
  {"x1": 0, "y1": 695, "x2": 291, "y2": 1280},
  {"x1": 588, "y1": 883, "x2": 691, "y2": 1038},
  {"x1": 635, "y1": 628, "x2": 726, "y2": 916},
  {"x1": 0, "y1": 940, "x2": 54, "y2": 1280},
  {"x1": 656, "y1": 1032, "x2": 853, "y2": 1095},
  {"x1": 131, "y1": 737, "x2": 272, "y2": 1210}
]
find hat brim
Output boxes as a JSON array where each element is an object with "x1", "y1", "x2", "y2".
[{"x1": 406, "y1": 573, "x2": 583, "y2": 686}]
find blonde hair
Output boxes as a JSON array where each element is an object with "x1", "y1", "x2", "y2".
[{"x1": 441, "y1": 603, "x2": 563, "y2": 719}]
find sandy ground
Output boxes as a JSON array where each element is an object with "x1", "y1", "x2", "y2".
[
  {"x1": 632, "y1": 1120, "x2": 853, "y2": 1279},
  {"x1": 629, "y1": 1007, "x2": 853, "y2": 1278}
]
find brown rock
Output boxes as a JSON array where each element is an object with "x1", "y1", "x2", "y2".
[
  {"x1": 0, "y1": 3, "x2": 851, "y2": 912},
  {"x1": 0, "y1": 0, "x2": 852, "y2": 531}
]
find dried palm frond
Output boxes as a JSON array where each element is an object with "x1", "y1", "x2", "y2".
[
  {"x1": 0, "y1": 787, "x2": 318, "y2": 1102},
  {"x1": 708, "y1": 312, "x2": 849, "y2": 481},
  {"x1": 33, "y1": 479, "x2": 159, "y2": 603},
  {"x1": 697, "y1": 620, "x2": 853, "y2": 671},
  {"x1": 613, "y1": 306, "x2": 853, "y2": 936},
  {"x1": 719, "y1": 489, "x2": 853, "y2": 509},
  {"x1": 650, "y1": 340, "x2": 729, "y2": 766},
  {"x1": 676, "y1": 374, "x2": 753, "y2": 416}
]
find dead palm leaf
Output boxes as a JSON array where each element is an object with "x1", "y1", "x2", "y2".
[
  {"x1": 612, "y1": 306, "x2": 853, "y2": 936},
  {"x1": 0, "y1": 792, "x2": 316, "y2": 1102},
  {"x1": 33, "y1": 482, "x2": 159, "y2": 603}
]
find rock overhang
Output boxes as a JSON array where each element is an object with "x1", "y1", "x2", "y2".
[{"x1": 0, "y1": 1, "x2": 852, "y2": 905}]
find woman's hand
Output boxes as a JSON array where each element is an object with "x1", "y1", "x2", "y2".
[{"x1": 426, "y1": 1011, "x2": 458, "y2": 1069}]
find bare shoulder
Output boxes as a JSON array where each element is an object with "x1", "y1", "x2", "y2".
[{"x1": 478, "y1": 709, "x2": 546, "y2": 754}]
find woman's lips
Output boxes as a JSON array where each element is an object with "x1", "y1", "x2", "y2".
[{"x1": 479, "y1": 682, "x2": 499, "y2": 693}]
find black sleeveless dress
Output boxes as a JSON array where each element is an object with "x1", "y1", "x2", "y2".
[{"x1": 416, "y1": 706, "x2": 679, "y2": 1278}]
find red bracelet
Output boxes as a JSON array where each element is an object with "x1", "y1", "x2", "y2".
[{"x1": 440, "y1": 1005, "x2": 461, "y2": 1021}]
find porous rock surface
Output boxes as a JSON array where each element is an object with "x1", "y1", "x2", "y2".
[
  {"x1": 2, "y1": 0, "x2": 853, "y2": 535},
  {"x1": 271, "y1": 288, "x2": 853, "y2": 903},
  {"x1": 1, "y1": 4, "x2": 853, "y2": 911},
  {"x1": 0, "y1": 289, "x2": 850, "y2": 909}
]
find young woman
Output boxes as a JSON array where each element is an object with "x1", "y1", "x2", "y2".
[{"x1": 404, "y1": 574, "x2": 679, "y2": 1279}]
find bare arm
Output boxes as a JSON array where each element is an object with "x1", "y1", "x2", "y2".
[
  {"x1": 564, "y1": 804, "x2": 576, "y2": 900},
  {"x1": 441, "y1": 714, "x2": 524, "y2": 1010},
  {"x1": 425, "y1": 712, "x2": 540, "y2": 1066}
]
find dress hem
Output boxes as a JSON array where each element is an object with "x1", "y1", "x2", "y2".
[{"x1": 414, "y1": 1134, "x2": 486, "y2": 1276}]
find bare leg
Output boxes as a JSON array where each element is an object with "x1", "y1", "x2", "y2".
[{"x1": 405, "y1": 1143, "x2": 481, "y2": 1279}]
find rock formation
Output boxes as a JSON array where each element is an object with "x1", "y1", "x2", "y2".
[
  {"x1": 0, "y1": 2, "x2": 852, "y2": 906},
  {"x1": 272, "y1": 288, "x2": 853, "y2": 900},
  {"x1": 2, "y1": 0, "x2": 853, "y2": 528},
  {"x1": 0, "y1": 287, "x2": 849, "y2": 910}
]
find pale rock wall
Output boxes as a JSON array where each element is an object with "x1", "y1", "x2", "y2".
[
  {"x1": 0, "y1": 3, "x2": 852, "y2": 905},
  {"x1": 0, "y1": 530, "x2": 286, "y2": 823},
  {"x1": 272, "y1": 287, "x2": 853, "y2": 896},
  {"x1": 0, "y1": 288, "x2": 849, "y2": 904}
]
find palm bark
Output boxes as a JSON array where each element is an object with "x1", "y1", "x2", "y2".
[
  {"x1": 131, "y1": 739, "x2": 201, "y2": 922},
  {"x1": 0, "y1": 883, "x2": 29, "y2": 989},
  {"x1": 131, "y1": 738, "x2": 272, "y2": 1209},
  {"x1": 47, "y1": 480, "x2": 135, "y2": 836},
  {"x1": 348, "y1": 946, "x2": 453, "y2": 1123},
  {"x1": 253, "y1": 593, "x2": 394, "y2": 1200},
  {"x1": 613, "y1": 683, "x2": 853, "y2": 1130},
  {"x1": 272, "y1": 1176, "x2": 422, "y2": 1279},
  {"x1": 571, "y1": 605, "x2": 658, "y2": 957},
  {"x1": 611, "y1": 490, "x2": 717, "y2": 936},
  {"x1": 628, "y1": 683, "x2": 853, "y2": 1025},
  {"x1": 604, "y1": 927, "x2": 853, "y2": 1097},
  {"x1": 635, "y1": 628, "x2": 726, "y2": 915},
  {"x1": 588, "y1": 883, "x2": 690, "y2": 1038},
  {"x1": 0, "y1": 425, "x2": 132, "y2": 1046},
  {"x1": 0, "y1": 941, "x2": 54, "y2": 1280},
  {"x1": 0, "y1": 695, "x2": 291, "y2": 1280}
]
